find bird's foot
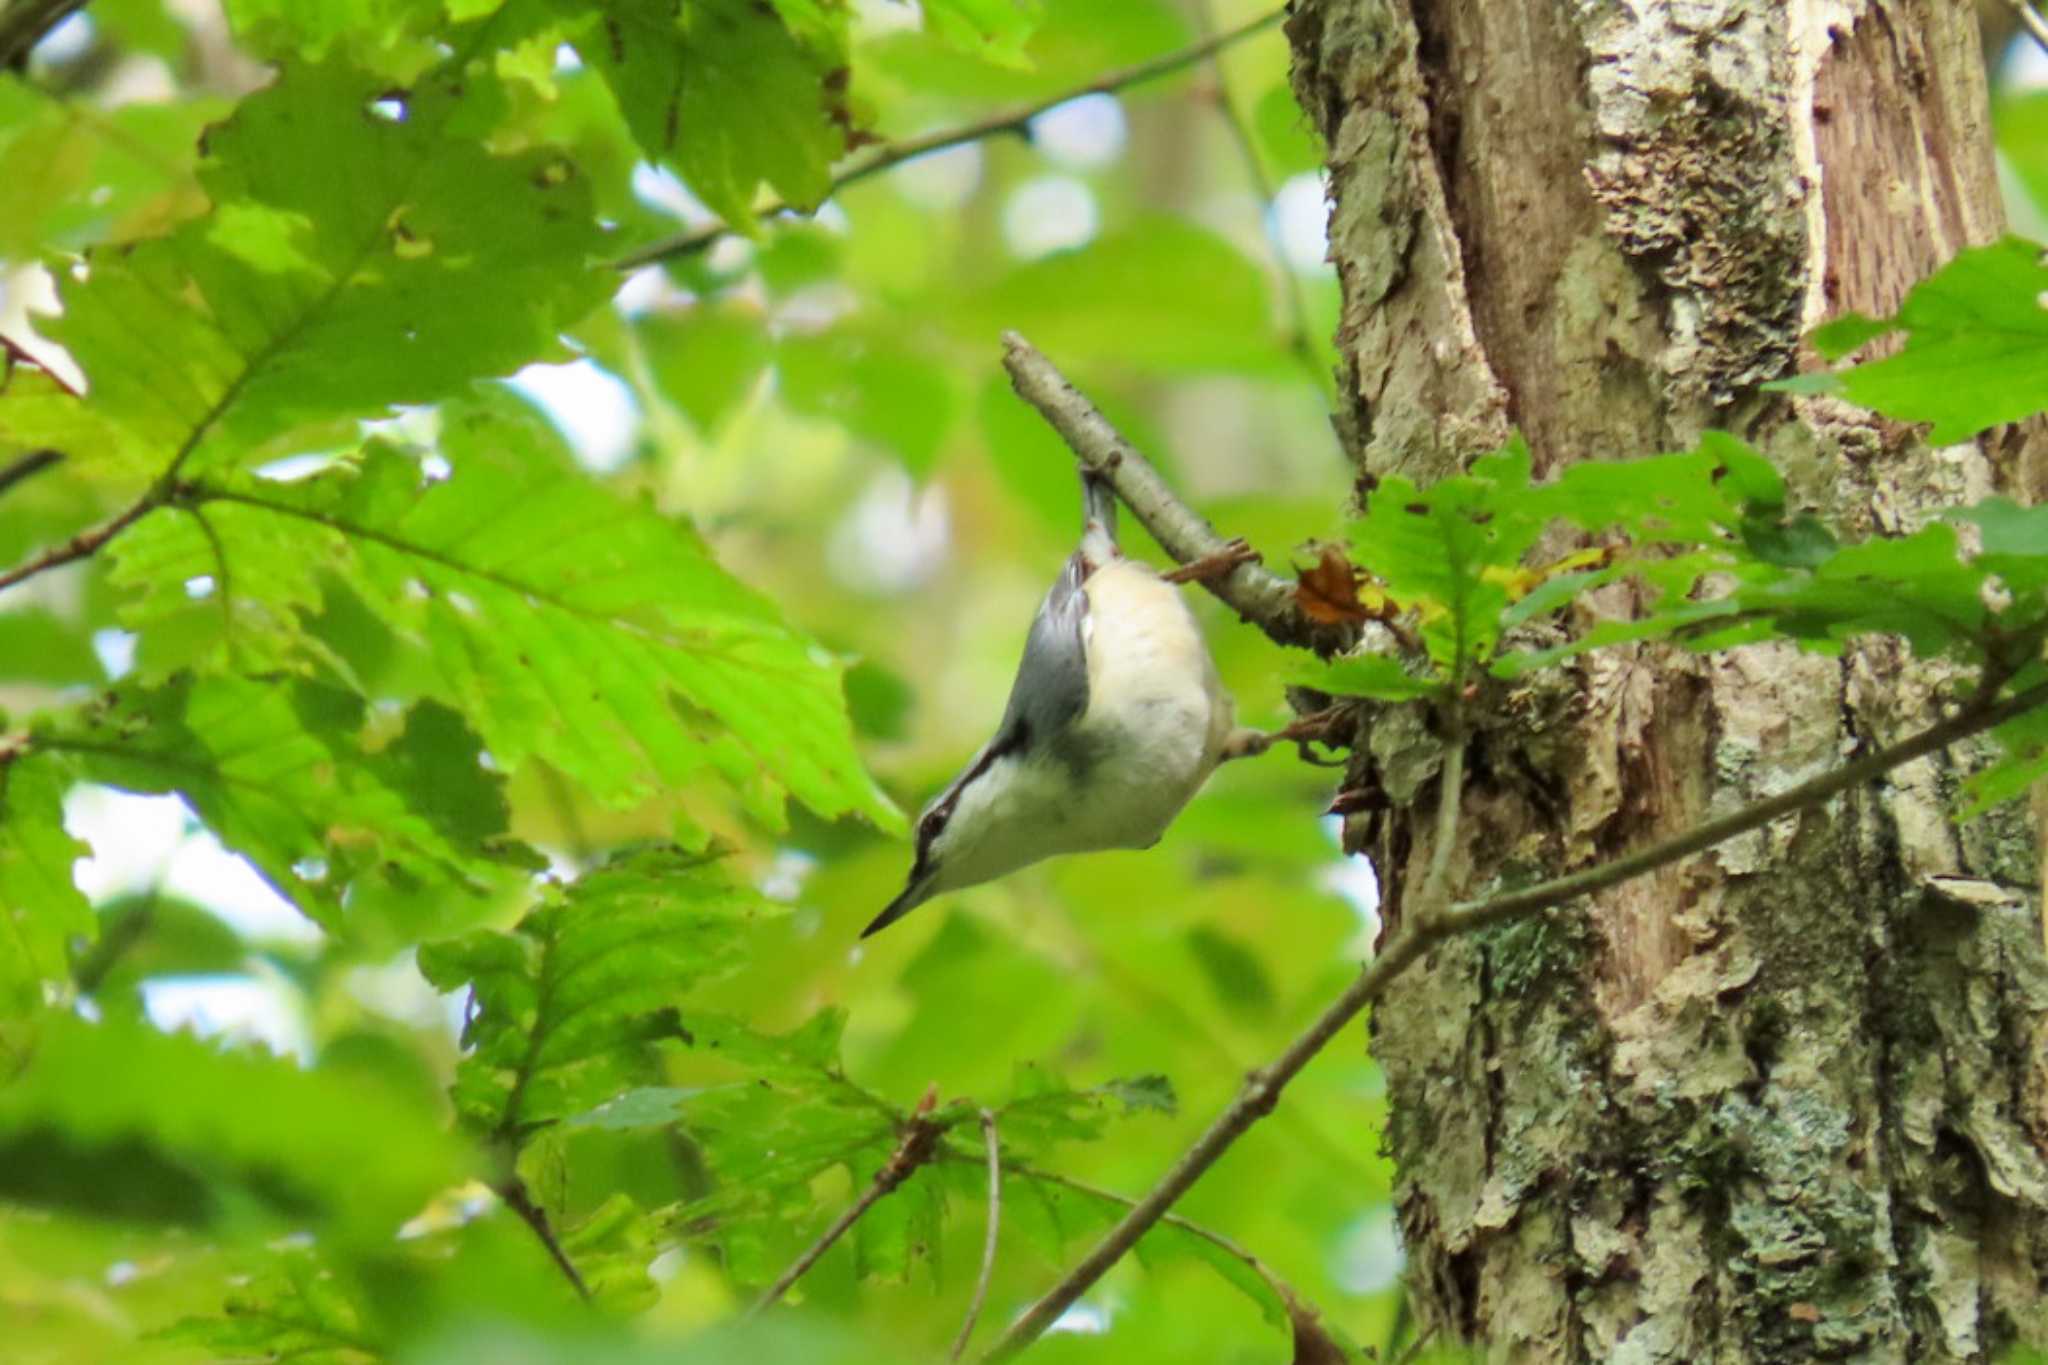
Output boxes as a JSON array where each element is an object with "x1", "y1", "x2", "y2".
[
  {"x1": 1220, "y1": 708, "x2": 1351, "y2": 765},
  {"x1": 1163, "y1": 538, "x2": 1259, "y2": 585}
]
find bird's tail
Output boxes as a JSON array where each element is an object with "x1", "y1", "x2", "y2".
[{"x1": 1080, "y1": 469, "x2": 1119, "y2": 564}]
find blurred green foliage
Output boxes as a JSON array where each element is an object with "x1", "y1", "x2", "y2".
[
  {"x1": 0, "y1": 1, "x2": 1385, "y2": 1361},
  {"x1": 4, "y1": 3, "x2": 2046, "y2": 1363}
]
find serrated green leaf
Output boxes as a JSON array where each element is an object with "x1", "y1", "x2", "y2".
[
  {"x1": 1350, "y1": 442, "x2": 1545, "y2": 672},
  {"x1": 1766, "y1": 237, "x2": 2048, "y2": 443},
  {"x1": 157, "y1": 1247, "x2": 378, "y2": 1362},
  {"x1": 0, "y1": 755, "x2": 94, "y2": 1015},
  {"x1": 37, "y1": 674, "x2": 518, "y2": 934},
  {"x1": 995, "y1": 1065, "x2": 1176, "y2": 1149},
  {"x1": 155, "y1": 398, "x2": 898, "y2": 830},
  {"x1": 47, "y1": 56, "x2": 609, "y2": 475},
  {"x1": 0, "y1": 1012, "x2": 470, "y2": 1240},
  {"x1": 417, "y1": 847, "x2": 764, "y2": 1136},
  {"x1": 557, "y1": 0, "x2": 849, "y2": 232}
]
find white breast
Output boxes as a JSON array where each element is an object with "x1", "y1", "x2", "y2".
[{"x1": 1066, "y1": 559, "x2": 1233, "y2": 850}]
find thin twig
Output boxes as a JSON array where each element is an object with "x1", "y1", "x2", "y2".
[
  {"x1": 0, "y1": 486, "x2": 165, "y2": 593},
  {"x1": 977, "y1": 674, "x2": 2048, "y2": 1361},
  {"x1": 2013, "y1": 0, "x2": 2048, "y2": 55},
  {"x1": 0, "y1": 0, "x2": 88, "y2": 69},
  {"x1": 1000, "y1": 332, "x2": 1334, "y2": 650},
  {"x1": 498, "y1": 1177, "x2": 590, "y2": 1301},
  {"x1": 948, "y1": 1110, "x2": 1003, "y2": 1361},
  {"x1": 0, "y1": 448, "x2": 62, "y2": 500},
  {"x1": 992, "y1": 1157, "x2": 1319, "y2": 1325},
  {"x1": 750, "y1": 1095, "x2": 945, "y2": 1316},
  {"x1": 1390, "y1": 1323, "x2": 1440, "y2": 1365},
  {"x1": 612, "y1": 8, "x2": 1287, "y2": 271}
]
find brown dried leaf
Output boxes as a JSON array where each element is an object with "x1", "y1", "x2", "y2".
[{"x1": 1295, "y1": 544, "x2": 1371, "y2": 625}]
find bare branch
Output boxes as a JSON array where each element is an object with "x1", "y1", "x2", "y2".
[
  {"x1": 498, "y1": 1177, "x2": 590, "y2": 1301},
  {"x1": 978, "y1": 674, "x2": 2048, "y2": 1360},
  {"x1": 613, "y1": 8, "x2": 1287, "y2": 271},
  {"x1": 750, "y1": 1095, "x2": 945, "y2": 1317},
  {"x1": 948, "y1": 1110, "x2": 1002, "y2": 1361},
  {"x1": 1000, "y1": 332, "x2": 1339, "y2": 651},
  {"x1": 0, "y1": 487, "x2": 164, "y2": 593},
  {"x1": 2013, "y1": 0, "x2": 2048, "y2": 55},
  {"x1": 0, "y1": 448, "x2": 62, "y2": 500}
]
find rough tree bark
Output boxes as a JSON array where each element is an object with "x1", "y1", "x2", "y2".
[{"x1": 1288, "y1": 1, "x2": 2048, "y2": 1360}]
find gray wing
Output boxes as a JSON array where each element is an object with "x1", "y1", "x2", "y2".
[{"x1": 990, "y1": 550, "x2": 1091, "y2": 755}]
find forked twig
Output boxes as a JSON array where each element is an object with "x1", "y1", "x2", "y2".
[{"x1": 948, "y1": 1110, "x2": 1003, "y2": 1360}]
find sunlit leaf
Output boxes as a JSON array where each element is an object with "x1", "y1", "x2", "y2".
[
  {"x1": 417, "y1": 846, "x2": 764, "y2": 1137},
  {"x1": 555, "y1": 0, "x2": 851, "y2": 232},
  {"x1": 46, "y1": 57, "x2": 609, "y2": 473},
  {"x1": 0, "y1": 756, "x2": 93, "y2": 1015},
  {"x1": 1768, "y1": 237, "x2": 2048, "y2": 444}
]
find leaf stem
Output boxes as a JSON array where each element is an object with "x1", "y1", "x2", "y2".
[
  {"x1": 611, "y1": 8, "x2": 1288, "y2": 270},
  {"x1": 749, "y1": 1098, "x2": 945, "y2": 1317},
  {"x1": 948, "y1": 1110, "x2": 1002, "y2": 1361},
  {"x1": 498, "y1": 1176, "x2": 590, "y2": 1301},
  {"x1": 977, "y1": 674, "x2": 2048, "y2": 1361}
]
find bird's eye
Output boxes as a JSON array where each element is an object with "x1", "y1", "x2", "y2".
[{"x1": 919, "y1": 809, "x2": 948, "y2": 843}]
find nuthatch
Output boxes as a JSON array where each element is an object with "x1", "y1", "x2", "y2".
[{"x1": 865, "y1": 471, "x2": 1254, "y2": 938}]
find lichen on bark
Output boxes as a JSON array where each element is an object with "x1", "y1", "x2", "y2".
[{"x1": 1289, "y1": 0, "x2": 2048, "y2": 1359}]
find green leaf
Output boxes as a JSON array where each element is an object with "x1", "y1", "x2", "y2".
[
  {"x1": 47, "y1": 56, "x2": 609, "y2": 474},
  {"x1": 0, "y1": 77, "x2": 220, "y2": 257},
  {"x1": 1766, "y1": 237, "x2": 2048, "y2": 444},
  {"x1": 0, "y1": 755, "x2": 94, "y2": 1015},
  {"x1": 1290, "y1": 654, "x2": 1442, "y2": 701},
  {"x1": 1962, "y1": 697, "x2": 2048, "y2": 817},
  {"x1": 995, "y1": 1064, "x2": 1176, "y2": 1149},
  {"x1": 1351, "y1": 441, "x2": 1545, "y2": 672},
  {"x1": 154, "y1": 395, "x2": 899, "y2": 830},
  {"x1": 38, "y1": 674, "x2": 518, "y2": 934},
  {"x1": 556, "y1": 0, "x2": 850, "y2": 232},
  {"x1": 157, "y1": 1247, "x2": 380, "y2": 1362},
  {"x1": 417, "y1": 847, "x2": 765, "y2": 1136},
  {"x1": 920, "y1": 0, "x2": 1043, "y2": 68},
  {"x1": 0, "y1": 1012, "x2": 471, "y2": 1241},
  {"x1": 223, "y1": 0, "x2": 443, "y2": 61},
  {"x1": 1956, "y1": 497, "x2": 2048, "y2": 600}
]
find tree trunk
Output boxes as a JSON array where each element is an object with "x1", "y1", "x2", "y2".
[{"x1": 1288, "y1": 1, "x2": 2048, "y2": 1359}]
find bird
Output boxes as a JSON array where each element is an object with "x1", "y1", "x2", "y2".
[{"x1": 863, "y1": 470, "x2": 1247, "y2": 938}]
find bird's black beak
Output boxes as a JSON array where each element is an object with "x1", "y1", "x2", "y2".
[{"x1": 861, "y1": 869, "x2": 937, "y2": 938}]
